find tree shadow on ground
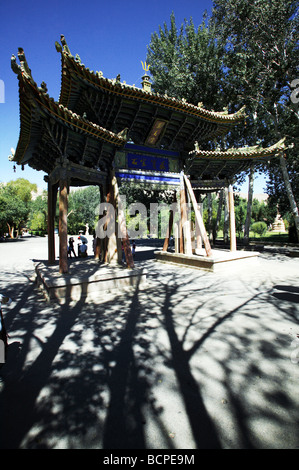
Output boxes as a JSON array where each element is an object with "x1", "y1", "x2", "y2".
[{"x1": 0, "y1": 255, "x2": 298, "y2": 449}]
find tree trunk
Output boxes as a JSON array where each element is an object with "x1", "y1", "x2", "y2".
[
  {"x1": 214, "y1": 190, "x2": 224, "y2": 242},
  {"x1": 223, "y1": 188, "x2": 229, "y2": 244},
  {"x1": 279, "y1": 154, "x2": 299, "y2": 241},
  {"x1": 244, "y1": 168, "x2": 254, "y2": 245},
  {"x1": 207, "y1": 193, "x2": 213, "y2": 241},
  {"x1": 6, "y1": 223, "x2": 14, "y2": 239}
]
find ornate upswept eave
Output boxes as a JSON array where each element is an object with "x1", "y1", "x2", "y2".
[
  {"x1": 186, "y1": 139, "x2": 288, "y2": 183},
  {"x1": 189, "y1": 138, "x2": 287, "y2": 161},
  {"x1": 11, "y1": 48, "x2": 127, "y2": 172},
  {"x1": 55, "y1": 35, "x2": 246, "y2": 127}
]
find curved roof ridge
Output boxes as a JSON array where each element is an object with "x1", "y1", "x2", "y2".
[
  {"x1": 189, "y1": 138, "x2": 287, "y2": 160},
  {"x1": 56, "y1": 34, "x2": 246, "y2": 124}
]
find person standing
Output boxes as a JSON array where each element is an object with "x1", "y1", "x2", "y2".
[{"x1": 68, "y1": 237, "x2": 77, "y2": 258}]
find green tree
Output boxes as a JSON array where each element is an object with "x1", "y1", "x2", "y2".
[
  {"x1": 234, "y1": 196, "x2": 248, "y2": 237},
  {"x1": 251, "y1": 221, "x2": 267, "y2": 238},
  {"x1": 147, "y1": 12, "x2": 226, "y2": 111},
  {"x1": 211, "y1": 0, "x2": 299, "y2": 240},
  {"x1": 28, "y1": 191, "x2": 48, "y2": 232},
  {"x1": 67, "y1": 186, "x2": 101, "y2": 234},
  {"x1": 0, "y1": 179, "x2": 37, "y2": 237}
]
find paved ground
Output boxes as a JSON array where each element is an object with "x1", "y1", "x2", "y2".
[{"x1": 0, "y1": 235, "x2": 298, "y2": 449}]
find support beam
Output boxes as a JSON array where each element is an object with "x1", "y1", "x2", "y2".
[
  {"x1": 59, "y1": 178, "x2": 69, "y2": 274},
  {"x1": 47, "y1": 181, "x2": 58, "y2": 264},
  {"x1": 228, "y1": 184, "x2": 237, "y2": 252},
  {"x1": 183, "y1": 174, "x2": 212, "y2": 257}
]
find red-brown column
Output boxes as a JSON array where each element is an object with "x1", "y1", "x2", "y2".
[
  {"x1": 163, "y1": 191, "x2": 176, "y2": 251},
  {"x1": 47, "y1": 181, "x2": 57, "y2": 264},
  {"x1": 59, "y1": 178, "x2": 68, "y2": 274}
]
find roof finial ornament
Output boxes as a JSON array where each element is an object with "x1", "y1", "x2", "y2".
[
  {"x1": 60, "y1": 35, "x2": 72, "y2": 55},
  {"x1": 11, "y1": 55, "x2": 21, "y2": 76},
  {"x1": 141, "y1": 61, "x2": 151, "y2": 92},
  {"x1": 38, "y1": 81, "x2": 48, "y2": 95},
  {"x1": 141, "y1": 61, "x2": 150, "y2": 73},
  {"x1": 11, "y1": 48, "x2": 34, "y2": 83},
  {"x1": 18, "y1": 48, "x2": 33, "y2": 79}
]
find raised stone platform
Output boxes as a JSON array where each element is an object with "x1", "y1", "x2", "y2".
[
  {"x1": 155, "y1": 248, "x2": 260, "y2": 272},
  {"x1": 35, "y1": 258, "x2": 147, "y2": 303}
]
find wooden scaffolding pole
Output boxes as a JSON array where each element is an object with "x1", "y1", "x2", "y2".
[
  {"x1": 179, "y1": 173, "x2": 188, "y2": 254},
  {"x1": 183, "y1": 174, "x2": 212, "y2": 257},
  {"x1": 59, "y1": 178, "x2": 69, "y2": 274}
]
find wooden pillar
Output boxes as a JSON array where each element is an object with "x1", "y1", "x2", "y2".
[
  {"x1": 59, "y1": 178, "x2": 69, "y2": 274},
  {"x1": 179, "y1": 173, "x2": 188, "y2": 254},
  {"x1": 104, "y1": 178, "x2": 119, "y2": 266},
  {"x1": 228, "y1": 184, "x2": 237, "y2": 252},
  {"x1": 47, "y1": 181, "x2": 57, "y2": 264},
  {"x1": 110, "y1": 170, "x2": 134, "y2": 269},
  {"x1": 163, "y1": 191, "x2": 176, "y2": 252},
  {"x1": 194, "y1": 191, "x2": 202, "y2": 250},
  {"x1": 183, "y1": 175, "x2": 212, "y2": 257}
]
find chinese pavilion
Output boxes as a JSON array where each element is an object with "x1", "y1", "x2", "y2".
[{"x1": 10, "y1": 36, "x2": 286, "y2": 274}]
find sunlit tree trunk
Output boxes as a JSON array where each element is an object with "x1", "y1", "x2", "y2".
[
  {"x1": 279, "y1": 153, "x2": 299, "y2": 241},
  {"x1": 244, "y1": 167, "x2": 254, "y2": 245}
]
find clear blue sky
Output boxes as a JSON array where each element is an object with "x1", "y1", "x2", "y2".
[{"x1": 0, "y1": 0, "x2": 268, "y2": 194}]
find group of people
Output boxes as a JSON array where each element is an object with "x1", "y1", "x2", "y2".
[
  {"x1": 67, "y1": 236, "x2": 88, "y2": 258},
  {"x1": 68, "y1": 234, "x2": 136, "y2": 262}
]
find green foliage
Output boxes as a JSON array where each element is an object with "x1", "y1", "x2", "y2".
[
  {"x1": 235, "y1": 199, "x2": 247, "y2": 236},
  {"x1": 0, "y1": 179, "x2": 36, "y2": 237},
  {"x1": 67, "y1": 186, "x2": 101, "y2": 234},
  {"x1": 147, "y1": 12, "x2": 227, "y2": 111},
  {"x1": 212, "y1": 0, "x2": 299, "y2": 218},
  {"x1": 28, "y1": 191, "x2": 48, "y2": 232},
  {"x1": 251, "y1": 221, "x2": 267, "y2": 237},
  {"x1": 147, "y1": 3, "x2": 299, "y2": 229}
]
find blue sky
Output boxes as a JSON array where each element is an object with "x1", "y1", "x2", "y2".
[{"x1": 0, "y1": 0, "x2": 268, "y2": 194}]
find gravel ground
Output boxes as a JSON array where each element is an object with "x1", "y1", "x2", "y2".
[{"x1": 0, "y1": 235, "x2": 298, "y2": 449}]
